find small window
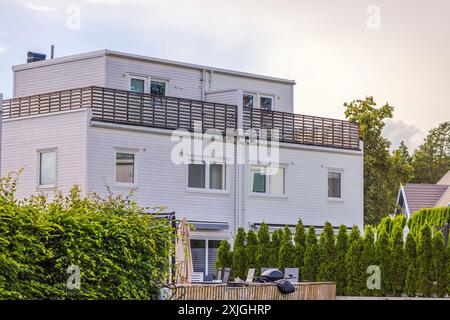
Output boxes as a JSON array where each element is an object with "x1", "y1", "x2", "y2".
[
  {"x1": 188, "y1": 163, "x2": 206, "y2": 188},
  {"x1": 251, "y1": 166, "x2": 285, "y2": 195},
  {"x1": 130, "y1": 78, "x2": 145, "y2": 93},
  {"x1": 188, "y1": 162, "x2": 226, "y2": 190},
  {"x1": 260, "y1": 95, "x2": 273, "y2": 110},
  {"x1": 328, "y1": 171, "x2": 342, "y2": 198},
  {"x1": 270, "y1": 168, "x2": 285, "y2": 195},
  {"x1": 209, "y1": 164, "x2": 225, "y2": 190},
  {"x1": 150, "y1": 79, "x2": 167, "y2": 96},
  {"x1": 243, "y1": 93, "x2": 255, "y2": 108},
  {"x1": 39, "y1": 150, "x2": 56, "y2": 186},
  {"x1": 251, "y1": 168, "x2": 266, "y2": 193},
  {"x1": 116, "y1": 152, "x2": 135, "y2": 184}
]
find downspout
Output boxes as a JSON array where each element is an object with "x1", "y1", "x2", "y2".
[{"x1": 201, "y1": 69, "x2": 206, "y2": 101}]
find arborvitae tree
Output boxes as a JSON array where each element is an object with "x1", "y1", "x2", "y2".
[
  {"x1": 431, "y1": 231, "x2": 447, "y2": 297},
  {"x1": 447, "y1": 244, "x2": 450, "y2": 295},
  {"x1": 390, "y1": 225, "x2": 406, "y2": 296},
  {"x1": 348, "y1": 225, "x2": 361, "y2": 248},
  {"x1": 361, "y1": 226, "x2": 377, "y2": 296},
  {"x1": 246, "y1": 230, "x2": 258, "y2": 269},
  {"x1": 345, "y1": 229, "x2": 365, "y2": 296},
  {"x1": 417, "y1": 225, "x2": 433, "y2": 296},
  {"x1": 231, "y1": 228, "x2": 247, "y2": 279},
  {"x1": 216, "y1": 240, "x2": 233, "y2": 271},
  {"x1": 317, "y1": 222, "x2": 336, "y2": 282},
  {"x1": 255, "y1": 222, "x2": 271, "y2": 275},
  {"x1": 375, "y1": 229, "x2": 392, "y2": 296},
  {"x1": 335, "y1": 225, "x2": 349, "y2": 295},
  {"x1": 278, "y1": 226, "x2": 294, "y2": 271},
  {"x1": 293, "y1": 219, "x2": 306, "y2": 272},
  {"x1": 270, "y1": 229, "x2": 283, "y2": 268},
  {"x1": 302, "y1": 226, "x2": 320, "y2": 281},
  {"x1": 404, "y1": 233, "x2": 418, "y2": 297}
]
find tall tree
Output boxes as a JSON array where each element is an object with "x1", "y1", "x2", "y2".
[
  {"x1": 231, "y1": 228, "x2": 247, "y2": 279},
  {"x1": 302, "y1": 226, "x2": 320, "y2": 281},
  {"x1": 317, "y1": 222, "x2": 336, "y2": 282},
  {"x1": 344, "y1": 97, "x2": 395, "y2": 225},
  {"x1": 246, "y1": 230, "x2": 258, "y2": 269},
  {"x1": 375, "y1": 229, "x2": 392, "y2": 295},
  {"x1": 390, "y1": 225, "x2": 406, "y2": 296},
  {"x1": 345, "y1": 233, "x2": 365, "y2": 296},
  {"x1": 417, "y1": 225, "x2": 433, "y2": 296},
  {"x1": 278, "y1": 226, "x2": 294, "y2": 271},
  {"x1": 431, "y1": 231, "x2": 447, "y2": 297},
  {"x1": 391, "y1": 141, "x2": 415, "y2": 187},
  {"x1": 293, "y1": 219, "x2": 306, "y2": 271},
  {"x1": 255, "y1": 222, "x2": 271, "y2": 275},
  {"x1": 361, "y1": 226, "x2": 377, "y2": 296},
  {"x1": 270, "y1": 229, "x2": 283, "y2": 268},
  {"x1": 335, "y1": 225, "x2": 349, "y2": 295},
  {"x1": 412, "y1": 121, "x2": 450, "y2": 183},
  {"x1": 216, "y1": 240, "x2": 233, "y2": 270},
  {"x1": 404, "y1": 233, "x2": 417, "y2": 297}
]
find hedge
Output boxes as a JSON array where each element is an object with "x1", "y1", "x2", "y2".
[
  {"x1": 0, "y1": 172, "x2": 174, "y2": 299},
  {"x1": 217, "y1": 213, "x2": 450, "y2": 297}
]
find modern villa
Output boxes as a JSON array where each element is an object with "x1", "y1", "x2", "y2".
[{"x1": 0, "y1": 50, "x2": 363, "y2": 279}]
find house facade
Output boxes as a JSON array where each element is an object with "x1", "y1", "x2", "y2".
[{"x1": 1, "y1": 50, "x2": 363, "y2": 278}]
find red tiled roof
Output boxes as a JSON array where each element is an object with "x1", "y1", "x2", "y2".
[{"x1": 403, "y1": 183, "x2": 449, "y2": 214}]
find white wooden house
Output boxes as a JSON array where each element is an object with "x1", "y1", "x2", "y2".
[{"x1": 0, "y1": 50, "x2": 363, "y2": 278}]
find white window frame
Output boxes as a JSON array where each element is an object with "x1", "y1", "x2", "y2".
[
  {"x1": 327, "y1": 168, "x2": 344, "y2": 202},
  {"x1": 259, "y1": 94, "x2": 274, "y2": 111},
  {"x1": 114, "y1": 147, "x2": 139, "y2": 189},
  {"x1": 128, "y1": 75, "x2": 149, "y2": 94},
  {"x1": 37, "y1": 148, "x2": 57, "y2": 189},
  {"x1": 190, "y1": 238, "x2": 225, "y2": 277},
  {"x1": 150, "y1": 77, "x2": 170, "y2": 96},
  {"x1": 249, "y1": 165, "x2": 287, "y2": 198},
  {"x1": 186, "y1": 161, "x2": 228, "y2": 194},
  {"x1": 243, "y1": 92, "x2": 256, "y2": 108}
]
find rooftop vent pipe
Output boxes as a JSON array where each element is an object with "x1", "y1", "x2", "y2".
[{"x1": 27, "y1": 51, "x2": 46, "y2": 63}]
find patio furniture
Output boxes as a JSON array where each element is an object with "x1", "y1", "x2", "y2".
[
  {"x1": 284, "y1": 268, "x2": 299, "y2": 283},
  {"x1": 245, "y1": 268, "x2": 255, "y2": 283}
]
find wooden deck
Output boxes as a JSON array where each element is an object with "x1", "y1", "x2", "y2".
[{"x1": 172, "y1": 282, "x2": 336, "y2": 300}]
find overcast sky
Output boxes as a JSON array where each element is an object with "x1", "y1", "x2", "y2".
[{"x1": 0, "y1": 0, "x2": 449, "y2": 151}]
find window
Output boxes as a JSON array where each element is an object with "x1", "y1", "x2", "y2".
[
  {"x1": 39, "y1": 150, "x2": 56, "y2": 186},
  {"x1": 243, "y1": 93, "x2": 255, "y2": 108},
  {"x1": 191, "y1": 239, "x2": 222, "y2": 279},
  {"x1": 260, "y1": 95, "x2": 273, "y2": 110},
  {"x1": 150, "y1": 79, "x2": 168, "y2": 96},
  {"x1": 328, "y1": 171, "x2": 342, "y2": 198},
  {"x1": 188, "y1": 162, "x2": 226, "y2": 191},
  {"x1": 116, "y1": 152, "x2": 135, "y2": 184},
  {"x1": 251, "y1": 166, "x2": 285, "y2": 195},
  {"x1": 130, "y1": 77, "x2": 145, "y2": 93}
]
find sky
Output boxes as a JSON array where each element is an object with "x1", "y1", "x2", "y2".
[{"x1": 0, "y1": 0, "x2": 449, "y2": 151}]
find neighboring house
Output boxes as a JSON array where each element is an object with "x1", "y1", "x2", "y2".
[
  {"x1": 0, "y1": 50, "x2": 364, "y2": 278},
  {"x1": 396, "y1": 170, "x2": 450, "y2": 218}
]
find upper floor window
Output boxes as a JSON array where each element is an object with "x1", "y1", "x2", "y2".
[
  {"x1": 130, "y1": 77, "x2": 146, "y2": 93},
  {"x1": 328, "y1": 171, "x2": 342, "y2": 199},
  {"x1": 260, "y1": 95, "x2": 273, "y2": 111},
  {"x1": 150, "y1": 79, "x2": 168, "y2": 96},
  {"x1": 188, "y1": 162, "x2": 226, "y2": 191},
  {"x1": 251, "y1": 166, "x2": 285, "y2": 195},
  {"x1": 116, "y1": 152, "x2": 135, "y2": 184},
  {"x1": 39, "y1": 150, "x2": 56, "y2": 187},
  {"x1": 243, "y1": 93, "x2": 255, "y2": 108}
]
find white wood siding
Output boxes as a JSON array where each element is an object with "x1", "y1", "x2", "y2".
[
  {"x1": 13, "y1": 56, "x2": 106, "y2": 98},
  {"x1": 0, "y1": 110, "x2": 89, "y2": 199},
  {"x1": 205, "y1": 90, "x2": 239, "y2": 106}
]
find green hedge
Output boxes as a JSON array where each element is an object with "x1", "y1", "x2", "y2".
[
  {"x1": 217, "y1": 215, "x2": 450, "y2": 297},
  {"x1": 0, "y1": 173, "x2": 174, "y2": 299}
]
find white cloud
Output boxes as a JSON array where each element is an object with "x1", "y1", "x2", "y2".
[
  {"x1": 24, "y1": 1, "x2": 56, "y2": 12},
  {"x1": 0, "y1": 45, "x2": 10, "y2": 55},
  {"x1": 383, "y1": 120, "x2": 424, "y2": 152}
]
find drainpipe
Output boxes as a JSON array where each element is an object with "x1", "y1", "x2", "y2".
[
  {"x1": 201, "y1": 69, "x2": 206, "y2": 101},
  {"x1": 0, "y1": 93, "x2": 3, "y2": 176}
]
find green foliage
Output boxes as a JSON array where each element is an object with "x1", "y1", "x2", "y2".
[
  {"x1": 411, "y1": 121, "x2": 450, "y2": 184},
  {"x1": 302, "y1": 226, "x2": 320, "y2": 281},
  {"x1": 417, "y1": 225, "x2": 433, "y2": 296},
  {"x1": 270, "y1": 229, "x2": 283, "y2": 268},
  {"x1": 317, "y1": 222, "x2": 336, "y2": 282},
  {"x1": 0, "y1": 174, "x2": 173, "y2": 299},
  {"x1": 255, "y1": 222, "x2": 271, "y2": 275},
  {"x1": 231, "y1": 228, "x2": 247, "y2": 280},
  {"x1": 375, "y1": 229, "x2": 391, "y2": 295},
  {"x1": 345, "y1": 228, "x2": 365, "y2": 296},
  {"x1": 361, "y1": 226, "x2": 376, "y2": 296},
  {"x1": 335, "y1": 225, "x2": 349, "y2": 295},
  {"x1": 293, "y1": 220, "x2": 306, "y2": 270},
  {"x1": 216, "y1": 240, "x2": 232, "y2": 270},
  {"x1": 408, "y1": 207, "x2": 450, "y2": 238},
  {"x1": 404, "y1": 233, "x2": 417, "y2": 297},
  {"x1": 278, "y1": 226, "x2": 294, "y2": 271},
  {"x1": 390, "y1": 225, "x2": 406, "y2": 296},
  {"x1": 246, "y1": 230, "x2": 258, "y2": 269},
  {"x1": 431, "y1": 231, "x2": 447, "y2": 297}
]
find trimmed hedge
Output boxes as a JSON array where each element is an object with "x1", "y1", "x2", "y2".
[{"x1": 0, "y1": 173, "x2": 174, "y2": 299}]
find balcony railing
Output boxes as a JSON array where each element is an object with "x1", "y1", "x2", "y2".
[
  {"x1": 243, "y1": 107, "x2": 360, "y2": 150},
  {"x1": 2, "y1": 86, "x2": 360, "y2": 150}
]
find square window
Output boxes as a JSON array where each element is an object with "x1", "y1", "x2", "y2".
[
  {"x1": 39, "y1": 151, "x2": 56, "y2": 186},
  {"x1": 188, "y1": 163, "x2": 206, "y2": 188},
  {"x1": 209, "y1": 164, "x2": 225, "y2": 190},
  {"x1": 328, "y1": 171, "x2": 342, "y2": 198},
  {"x1": 260, "y1": 96, "x2": 273, "y2": 110},
  {"x1": 116, "y1": 153, "x2": 135, "y2": 184},
  {"x1": 130, "y1": 78, "x2": 145, "y2": 93},
  {"x1": 243, "y1": 93, "x2": 255, "y2": 108},
  {"x1": 151, "y1": 80, "x2": 167, "y2": 96}
]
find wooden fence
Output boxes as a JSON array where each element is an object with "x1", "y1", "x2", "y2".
[{"x1": 172, "y1": 282, "x2": 336, "y2": 300}]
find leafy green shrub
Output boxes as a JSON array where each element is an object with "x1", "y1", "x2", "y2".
[
  {"x1": 431, "y1": 231, "x2": 447, "y2": 297},
  {"x1": 404, "y1": 233, "x2": 417, "y2": 297},
  {"x1": 293, "y1": 220, "x2": 306, "y2": 272},
  {"x1": 246, "y1": 230, "x2": 258, "y2": 269},
  {"x1": 417, "y1": 225, "x2": 433, "y2": 296},
  {"x1": 345, "y1": 226, "x2": 365, "y2": 296},
  {"x1": 375, "y1": 228, "x2": 391, "y2": 295},
  {"x1": 335, "y1": 225, "x2": 349, "y2": 295},
  {"x1": 216, "y1": 240, "x2": 232, "y2": 271},
  {"x1": 317, "y1": 222, "x2": 336, "y2": 282},
  {"x1": 0, "y1": 173, "x2": 174, "y2": 299},
  {"x1": 390, "y1": 225, "x2": 406, "y2": 296},
  {"x1": 255, "y1": 222, "x2": 271, "y2": 275},
  {"x1": 278, "y1": 226, "x2": 294, "y2": 271},
  {"x1": 231, "y1": 228, "x2": 247, "y2": 279},
  {"x1": 302, "y1": 226, "x2": 319, "y2": 281}
]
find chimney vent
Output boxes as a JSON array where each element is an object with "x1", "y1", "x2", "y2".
[{"x1": 27, "y1": 51, "x2": 46, "y2": 63}]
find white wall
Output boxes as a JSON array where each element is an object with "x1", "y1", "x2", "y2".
[
  {"x1": 13, "y1": 56, "x2": 106, "y2": 98},
  {"x1": 0, "y1": 110, "x2": 89, "y2": 199}
]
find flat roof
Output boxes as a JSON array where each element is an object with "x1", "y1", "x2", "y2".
[{"x1": 12, "y1": 49, "x2": 296, "y2": 85}]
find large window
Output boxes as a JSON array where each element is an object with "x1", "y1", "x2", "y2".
[
  {"x1": 251, "y1": 166, "x2": 285, "y2": 195},
  {"x1": 39, "y1": 150, "x2": 56, "y2": 186},
  {"x1": 130, "y1": 77, "x2": 145, "y2": 93},
  {"x1": 188, "y1": 162, "x2": 226, "y2": 191},
  {"x1": 259, "y1": 95, "x2": 273, "y2": 110},
  {"x1": 191, "y1": 239, "x2": 222, "y2": 279},
  {"x1": 150, "y1": 79, "x2": 168, "y2": 96},
  {"x1": 243, "y1": 93, "x2": 255, "y2": 108},
  {"x1": 328, "y1": 171, "x2": 342, "y2": 199},
  {"x1": 116, "y1": 152, "x2": 135, "y2": 184}
]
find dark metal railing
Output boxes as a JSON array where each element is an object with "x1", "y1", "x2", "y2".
[{"x1": 243, "y1": 107, "x2": 360, "y2": 150}]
